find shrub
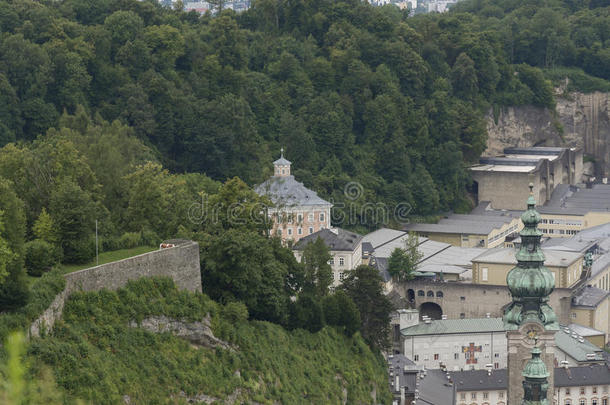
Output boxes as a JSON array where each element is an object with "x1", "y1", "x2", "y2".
[
  {"x1": 62, "y1": 237, "x2": 95, "y2": 264},
  {"x1": 222, "y1": 301, "x2": 249, "y2": 323},
  {"x1": 140, "y1": 228, "x2": 159, "y2": 247},
  {"x1": 118, "y1": 232, "x2": 142, "y2": 249},
  {"x1": 24, "y1": 240, "x2": 60, "y2": 277}
]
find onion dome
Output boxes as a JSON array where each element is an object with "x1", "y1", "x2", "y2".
[
  {"x1": 503, "y1": 185, "x2": 558, "y2": 331},
  {"x1": 507, "y1": 266, "x2": 555, "y2": 299},
  {"x1": 522, "y1": 347, "x2": 550, "y2": 405}
]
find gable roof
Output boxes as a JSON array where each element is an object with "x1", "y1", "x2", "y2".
[
  {"x1": 450, "y1": 369, "x2": 507, "y2": 391},
  {"x1": 472, "y1": 247, "x2": 582, "y2": 267},
  {"x1": 571, "y1": 286, "x2": 610, "y2": 308},
  {"x1": 255, "y1": 175, "x2": 331, "y2": 207},
  {"x1": 292, "y1": 228, "x2": 362, "y2": 252}
]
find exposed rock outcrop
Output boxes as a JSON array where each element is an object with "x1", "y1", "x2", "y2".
[
  {"x1": 486, "y1": 91, "x2": 610, "y2": 177},
  {"x1": 129, "y1": 315, "x2": 234, "y2": 351}
]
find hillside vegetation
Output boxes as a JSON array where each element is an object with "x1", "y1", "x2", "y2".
[{"x1": 26, "y1": 277, "x2": 391, "y2": 404}]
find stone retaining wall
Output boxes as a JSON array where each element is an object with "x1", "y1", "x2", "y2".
[{"x1": 29, "y1": 241, "x2": 201, "y2": 337}]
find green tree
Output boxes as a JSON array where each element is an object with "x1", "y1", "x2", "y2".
[
  {"x1": 341, "y1": 265, "x2": 393, "y2": 350},
  {"x1": 301, "y1": 237, "x2": 333, "y2": 297},
  {"x1": 0, "y1": 178, "x2": 27, "y2": 310},
  {"x1": 387, "y1": 232, "x2": 422, "y2": 282},
  {"x1": 451, "y1": 52, "x2": 478, "y2": 101},
  {"x1": 49, "y1": 179, "x2": 97, "y2": 264},
  {"x1": 32, "y1": 208, "x2": 58, "y2": 245},
  {"x1": 199, "y1": 229, "x2": 295, "y2": 324},
  {"x1": 322, "y1": 290, "x2": 361, "y2": 336}
]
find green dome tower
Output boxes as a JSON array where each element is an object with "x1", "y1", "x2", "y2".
[
  {"x1": 503, "y1": 184, "x2": 558, "y2": 330},
  {"x1": 505, "y1": 184, "x2": 558, "y2": 405},
  {"x1": 522, "y1": 346, "x2": 550, "y2": 405}
]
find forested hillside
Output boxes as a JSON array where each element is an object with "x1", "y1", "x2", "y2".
[{"x1": 0, "y1": 0, "x2": 604, "y2": 229}]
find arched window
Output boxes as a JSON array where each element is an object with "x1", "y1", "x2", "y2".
[
  {"x1": 418, "y1": 290, "x2": 425, "y2": 296},
  {"x1": 427, "y1": 290, "x2": 434, "y2": 297},
  {"x1": 436, "y1": 291, "x2": 444, "y2": 298}
]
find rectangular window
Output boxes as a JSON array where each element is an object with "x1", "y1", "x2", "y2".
[
  {"x1": 287, "y1": 228, "x2": 293, "y2": 235},
  {"x1": 471, "y1": 393, "x2": 476, "y2": 399},
  {"x1": 434, "y1": 354, "x2": 439, "y2": 360},
  {"x1": 319, "y1": 213, "x2": 325, "y2": 222},
  {"x1": 565, "y1": 388, "x2": 570, "y2": 395},
  {"x1": 499, "y1": 391, "x2": 504, "y2": 398},
  {"x1": 454, "y1": 353, "x2": 459, "y2": 360},
  {"x1": 494, "y1": 353, "x2": 499, "y2": 358},
  {"x1": 297, "y1": 228, "x2": 302, "y2": 235},
  {"x1": 308, "y1": 213, "x2": 314, "y2": 223},
  {"x1": 483, "y1": 392, "x2": 488, "y2": 399},
  {"x1": 297, "y1": 214, "x2": 303, "y2": 223},
  {"x1": 494, "y1": 362, "x2": 499, "y2": 369},
  {"x1": 309, "y1": 227, "x2": 313, "y2": 234},
  {"x1": 339, "y1": 257, "x2": 345, "y2": 266},
  {"x1": 329, "y1": 257, "x2": 334, "y2": 266},
  {"x1": 339, "y1": 272, "x2": 346, "y2": 281},
  {"x1": 414, "y1": 354, "x2": 419, "y2": 361},
  {"x1": 287, "y1": 214, "x2": 293, "y2": 224},
  {"x1": 460, "y1": 393, "x2": 465, "y2": 400},
  {"x1": 594, "y1": 387, "x2": 598, "y2": 394},
  {"x1": 482, "y1": 267, "x2": 488, "y2": 281},
  {"x1": 580, "y1": 387, "x2": 585, "y2": 395}
]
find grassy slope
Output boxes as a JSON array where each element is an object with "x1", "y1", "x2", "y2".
[
  {"x1": 56, "y1": 246, "x2": 157, "y2": 275},
  {"x1": 27, "y1": 278, "x2": 391, "y2": 404}
]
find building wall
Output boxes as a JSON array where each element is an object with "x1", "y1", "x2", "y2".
[
  {"x1": 403, "y1": 331, "x2": 508, "y2": 371},
  {"x1": 571, "y1": 300, "x2": 610, "y2": 344},
  {"x1": 590, "y1": 265, "x2": 610, "y2": 291},
  {"x1": 472, "y1": 169, "x2": 541, "y2": 211},
  {"x1": 471, "y1": 259, "x2": 583, "y2": 289},
  {"x1": 293, "y1": 242, "x2": 363, "y2": 287},
  {"x1": 398, "y1": 281, "x2": 574, "y2": 325},
  {"x1": 270, "y1": 205, "x2": 332, "y2": 243},
  {"x1": 554, "y1": 384, "x2": 610, "y2": 405},
  {"x1": 29, "y1": 242, "x2": 201, "y2": 338},
  {"x1": 456, "y1": 389, "x2": 506, "y2": 405}
]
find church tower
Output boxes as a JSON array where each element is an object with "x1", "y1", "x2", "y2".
[
  {"x1": 504, "y1": 184, "x2": 558, "y2": 405},
  {"x1": 522, "y1": 346, "x2": 550, "y2": 405},
  {"x1": 274, "y1": 148, "x2": 291, "y2": 177}
]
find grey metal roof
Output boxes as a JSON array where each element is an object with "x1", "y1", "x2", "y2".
[
  {"x1": 571, "y1": 286, "x2": 610, "y2": 308},
  {"x1": 568, "y1": 323, "x2": 605, "y2": 337},
  {"x1": 591, "y1": 252, "x2": 610, "y2": 278},
  {"x1": 504, "y1": 146, "x2": 566, "y2": 155},
  {"x1": 361, "y1": 242, "x2": 373, "y2": 255},
  {"x1": 388, "y1": 354, "x2": 419, "y2": 397},
  {"x1": 542, "y1": 236, "x2": 597, "y2": 253},
  {"x1": 472, "y1": 247, "x2": 582, "y2": 267},
  {"x1": 448, "y1": 365, "x2": 610, "y2": 390},
  {"x1": 273, "y1": 156, "x2": 291, "y2": 165},
  {"x1": 555, "y1": 328, "x2": 605, "y2": 362},
  {"x1": 292, "y1": 228, "x2": 362, "y2": 252},
  {"x1": 538, "y1": 184, "x2": 610, "y2": 215},
  {"x1": 370, "y1": 257, "x2": 391, "y2": 282},
  {"x1": 255, "y1": 175, "x2": 331, "y2": 207},
  {"x1": 361, "y1": 228, "x2": 412, "y2": 249},
  {"x1": 404, "y1": 213, "x2": 516, "y2": 236},
  {"x1": 418, "y1": 246, "x2": 485, "y2": 268},
  {"x1": 450, "y1": 369, "x2": 507, "y2": 391},
  {"x1": 418, "y1": 369, "x2": 456, "y2": 405},
  {"x1": 554, "y1": 364, "x2": 610, "y2": 387}
]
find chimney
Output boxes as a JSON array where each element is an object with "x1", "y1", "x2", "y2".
[
  {"x1": 400, "y1": 386, "x2": 406, "y2": 405},
  {"x1": 395, "y1": 375, "x2": 400, "y2": 392},
  {"x1": 486, "y1": 313, "x2": 490, "y2": 318}
]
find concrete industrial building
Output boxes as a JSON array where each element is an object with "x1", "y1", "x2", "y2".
[
  {"x1": 471, "y1": 147, "x2": 583, "y2": 210},
  {"x1": 256, "y1": 150, "x2": 332, "y2": 243}
]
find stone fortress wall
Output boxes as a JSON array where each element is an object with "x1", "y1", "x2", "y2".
[{"x1": 29, "y1": 240, "x2": 201, "y2": 338}]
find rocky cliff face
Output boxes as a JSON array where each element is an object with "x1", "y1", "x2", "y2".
[{"x1": 486, "y1": 91, "x2": 610, "y2": 177}]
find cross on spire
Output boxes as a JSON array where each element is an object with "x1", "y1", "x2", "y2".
[{"x1": 281, "y1": 147, "x2": 284, "y2": 158}]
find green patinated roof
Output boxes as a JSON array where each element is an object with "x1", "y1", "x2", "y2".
[
  {"x1": 522, "y1": 347, "x2": 549, "y2": 379},
  {"x1": 401, "y1": 317, "x2": 505, "y2": 336}
]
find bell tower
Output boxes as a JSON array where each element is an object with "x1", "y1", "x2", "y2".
[
  {"x1": 522, "y1": 345, "x2": 551, "y2": 405},
  {"x1": 504, "y1": 184, "x2": 558, "y2": 405},
  {"x1": 274, "y1": 148, "x2": 291, "y2": 177}
]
